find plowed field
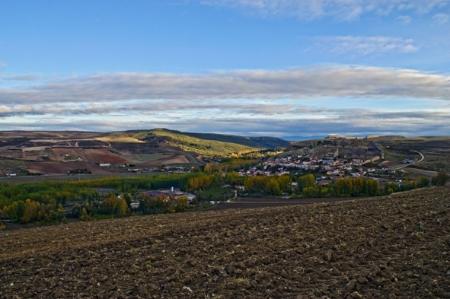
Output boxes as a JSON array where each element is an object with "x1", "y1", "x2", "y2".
[{"x1": 1, "y1": 188, "x2": 449, "y2": 298}]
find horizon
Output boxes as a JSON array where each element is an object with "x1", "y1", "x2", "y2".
[
  {"x1": 1, "y1": 1, "x2": 450, "y2": 137},
  {"x1": 1, "y1": 127, "x2": 449, "y2": 142}
]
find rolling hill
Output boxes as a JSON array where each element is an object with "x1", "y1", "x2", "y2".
[{"x1": 0, "y1": 129, "x2": 289, "y2": 176}]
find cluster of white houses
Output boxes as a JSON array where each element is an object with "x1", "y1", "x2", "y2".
[{"x1": 237, "y1": 139, "x2": 400, "y2": 183}]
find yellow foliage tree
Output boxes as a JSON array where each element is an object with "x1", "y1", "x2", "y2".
[
  {"x1": 21, "y1": 199, "x2": 40, "y2": 224},
  {"x1": 115, "y1": 197, "x2": 129, "y2": 217}
]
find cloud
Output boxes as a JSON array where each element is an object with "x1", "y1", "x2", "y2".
[
  {"x1": 1, "y1": 66, "x2": 449, "y2": 105},
  {"x1": 315, "y1": 36, "x2": 418, "y2": 55},
  {"x1": 397, "y1": 15, "x2": 412, "y2": 24},
  {"x1": 1, "y1": 65, "x2": 449, "y2": 137},
  {"x1": 0, "y1": 101, "x2": 298, "y2": 117},
  {"x1": 202, "y1": 0, "x2": 450, "y2": 20},
  {"x1": 433, "y1": 13, "x2": 449, "y2": 24},
  {"x1": 1, "y1": 109, "x2": 449, "y2": 138},
  {"x1": 0, "y1": 74, "x2": 40, "y2": 81}
]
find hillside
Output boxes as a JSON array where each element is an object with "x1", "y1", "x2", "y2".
[
  {"x1": 181, "y1": 131, "x2": 289, "y2": 149},
  {"x1": 372, "y1": 136, "x2": 450, "y2": 173},
  {"x1": 1, "y1": 187, "x2": 449, "y2": 298},
  {"x1": 135, "y1": 129, "x2": 260, "y2": 157},
  {"x1": 0, "y1": 129, "x2": 284, "y2": 176}
]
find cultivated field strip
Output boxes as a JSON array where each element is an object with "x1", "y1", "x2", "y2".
[{"x1": 1, "y1": 188, "x2": 449, "y2": 298}]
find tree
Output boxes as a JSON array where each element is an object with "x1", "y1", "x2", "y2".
[
  {"x1": 298, "y1": 174, "x2": 316, "y2": 192},
  {"x1": 265, "y1": 178, "x2": 281, "y2": 195},
  {"x1": 21, "y1": 199, "x2": 40, "y2": 224},
  {"x1": 432, "y1": 172, "x2": 449, "y2": 186},
  {"x1": 366, "y1": 179, "x2": 379, "y2": 196},
  {"x1": 80, "y1": 207, "x2": 91, "y2": 221},
  {"x1": 416, "y1": 177, "x2": 430, "y2": 188},
  {"x1": 187, "y1": 174, "x2": 215, "y2": 191},
  {"x1": 115, "y1": 197, "x2": 129, "y2": 217},
  {"x1": 139, "y1": 194, "x2": 170, "y2": 214},
  {"x1": 277, "y1": 175, "x2": 292, "y2": 193},
  {"x1": 4, "y1": 201, "x2": 25, "y2": 222}
]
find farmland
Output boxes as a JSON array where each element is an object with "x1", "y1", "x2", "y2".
[
  {"x1": 0, "y1": 129, "x2": 279, "y2": 177},
  {"x1": 1, "y1": 187, "x2": 449, "y2": 298},
  {"x1": 375, "y1": 136, "x2": 450, "y2": 173}
]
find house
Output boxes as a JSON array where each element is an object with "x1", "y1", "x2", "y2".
[{"x1": 130, "y1": 201, "x2": 140, "y2": 210}]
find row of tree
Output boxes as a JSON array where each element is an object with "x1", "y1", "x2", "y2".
[{"x1": 2, "y1": 199, "x2": 65, "y2": 224}]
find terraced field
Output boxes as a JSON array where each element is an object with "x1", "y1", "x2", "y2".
[{"x1": 1, "y1": 187, "x2": 449, "y2": 298}]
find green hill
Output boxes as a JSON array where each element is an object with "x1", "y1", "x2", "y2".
[
  {"x1": 129, "y1": 129, "x2": 262, "y2": 157},
  {"x1": 181, "y1": 132, "x2": 289, "y2": 149}
]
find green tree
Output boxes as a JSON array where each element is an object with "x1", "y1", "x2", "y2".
[
  {"x1": 416, "y1": 177, "x2": 430, "y2": 188},
  {"x1": 432, "y1": 172, "x2": 449, "y2": 186},
  {"x1": 298, "y1": 174, "x2": 316, "y2": 192},
  {"x1": 265, "y1": 178, "x2": 281, "y2": 195}
]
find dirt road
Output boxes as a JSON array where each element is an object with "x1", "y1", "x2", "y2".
[{"x1": 1, "y1": 187, "x2": 449, "y2": 298}]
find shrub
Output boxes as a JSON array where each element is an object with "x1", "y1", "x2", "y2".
[
  {"x1": 99, "y1": 194, "x2": 129, "y2": 217},
  {"x1": 416, "y1": 177, "x2": 430, "y2": 188},
  {"x1": 21, "y1": 199, "x2": 41, "y2": 224},
  {"x1": 139, "y1": 195, "x2": 170, "y2": 214},
  {"x1": 4, "y1": 201, "x2": 25, "y2": 222},
  {"x1": 432, "y1": 172, "x2": 449, "y2": 186}
]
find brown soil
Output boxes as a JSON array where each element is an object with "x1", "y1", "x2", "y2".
[
  {"x1": 82, "y1": 149, "x2": 128, "y2": 164},
  {"x1": 161, "y1": 154, "x2": 191, "y2": 165},
  {"x1": 1, "y1": 187, "x2": 449, "y2": 298},
  {"x1": 25, "y1": 161, "x2": 91, "y2": 174}
]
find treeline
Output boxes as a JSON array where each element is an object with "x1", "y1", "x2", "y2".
[
  {"x1": 0, "y1": 174, "x2": 192, "y2": 224},
  {"x1": 71, "y1": 193, "x2": 189, "y2": 220},
  {"x1": 241, "y1": 174, "x2": 380, "y2": 197},
  {"x1": 242, "y1": 172, "x2": 448, "y2": 198},
  {"x1": 203, "y1": 158, "x2": 257, "y2": 173},
  {"x1": 1, "y1": 170, "x2": 447, "y2": 226}
]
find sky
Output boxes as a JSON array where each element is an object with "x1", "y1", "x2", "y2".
[{"x1": 0, "y1": 0, "x2": 450, "y2": 139}]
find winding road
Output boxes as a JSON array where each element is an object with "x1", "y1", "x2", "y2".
[{"x1": 394, "y1": 150, "x2": 425, "y2": 171}]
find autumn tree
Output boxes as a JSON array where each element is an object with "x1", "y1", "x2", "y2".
[
  {"x1": 115, "y1": 197, "x2": 129, "y2": 217},
  {"x1": 21, "y1": 199, "x2": 41, "y2": 224},
  {"x1": 297, "y1": 174, "x2": 316, "y2": 192}
]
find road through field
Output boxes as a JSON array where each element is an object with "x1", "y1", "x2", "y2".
[{"x1": 1, "y1": 187, "x2": 449, "y2": 298}]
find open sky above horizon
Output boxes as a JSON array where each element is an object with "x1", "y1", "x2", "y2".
[{"x1": 1, "y1": 0, "x2": 450, "y2": 139}]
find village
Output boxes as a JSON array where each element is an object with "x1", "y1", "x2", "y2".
[{"x1": 238, "y1": 136, "x2": 404, "y2": 185}]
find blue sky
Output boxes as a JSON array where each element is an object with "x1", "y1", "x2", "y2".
[{"x1": 1, "y1": 0, "x2": 450, "y2": 139}]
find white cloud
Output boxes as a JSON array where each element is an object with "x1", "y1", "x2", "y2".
[
  {"x1": 1, "y1": 65, "x2": 450, "y2": 137},
  {"x1": 433, "y1": 13, "x2": 449, "y2": 24},
  {"x1": 1, "y1": 66, "x2": 449, "y2": 105},
  {"x1": 1, "y1": 108, "x2": 449, "y2": 138},
  {"x1": 202, "y1": 0, "x2": 450, "y2": 20},
  {"x1": 315, "y1": 36, "x2": 418, "y2": 55},
  {"x1": 397, "y1": 15, "x2": 412, "y2": 24}
]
